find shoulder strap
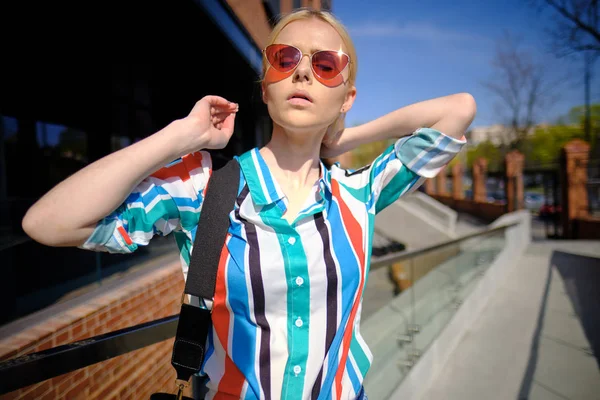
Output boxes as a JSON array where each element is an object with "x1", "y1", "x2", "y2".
[
  {"x1": 184, "y1": 154, "x2": 240, "y2": 300},
  {"x1": 170, "y1": 154, "x2": 239, "y2": 385}
]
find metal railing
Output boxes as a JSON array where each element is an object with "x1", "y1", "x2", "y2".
[
  {"x1": 0, "y1": 316, "x2": 178, "y2": 394},
  {"x1": 370, "y1": 222, "x2": 517, "y2": 270},
  {"x1": 587, "y1": 159, "x2": 600, "y2": 217},
  {"x1": 0, "y1": 221, "x2": 519, "y2": 396}
]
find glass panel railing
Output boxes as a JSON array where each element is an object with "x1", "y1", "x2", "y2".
[
  {"x1": 361, "y1": 230, "x2": 506, "y2": 400},
  {"x1": 411, "y1": 232, "x2": 505, "y2": 357}
]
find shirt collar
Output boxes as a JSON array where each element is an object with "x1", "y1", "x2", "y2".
[
  {"x1": 238, "y1": 148, "x2": 332, "y2": 206},
  {"x1": 238, "y1": 148, "x2": 285, "y2": 206},
  {"x1": 318, "y1": 160, "x2": 332, "y2": 199}
]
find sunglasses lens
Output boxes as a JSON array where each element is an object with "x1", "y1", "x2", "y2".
[
  {"x1": 265, "y1": 44, "x2": 301, "y2": 72},
  {"x1": 312, "y1": 51, "x2": 349, "y2": 80}
]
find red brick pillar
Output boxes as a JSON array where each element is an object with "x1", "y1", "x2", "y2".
[
  {"x1": 560, "y1": 139, "x2": 590, "y2": 238},
  {"x1": 436, "y1": 165, "x2": 449, "y2": 196},
  {"x1": 280, "y1": 0, "x2": 293, "y2": 13},
  {"x1": 424, "y1": 178, "x2": 435, "y2": 195},
  {"x1": 505, "y1": 150, "x2": 525, "y2": 212},
  {"x1": 452, "y1": 163, "x2": 464, "y2": 200},
  {"x1": 472, "y1": 158, "x2": 488, "y2": 202}
]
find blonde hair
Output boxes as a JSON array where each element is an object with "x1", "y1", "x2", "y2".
[{"x1": 262, "y1": 8, "x2": 357, "y2": 140}]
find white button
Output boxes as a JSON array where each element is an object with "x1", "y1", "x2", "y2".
[
  {"x1": 288, "y1": 237, "x2": 296, "y2": 245},
  {"x1": 295, "y1": 276, "x2": 304, "y2": 286},
  {"x1": 293, "y1": 365, "x2": 301, "y2": 375},
  {"x1": 295, "y1": 317, "x2": 303, "y2": 328}
]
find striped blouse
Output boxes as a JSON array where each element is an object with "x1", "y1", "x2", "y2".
[{"x1": 80, "y1": 127, "x2": 466, "y2": 400}]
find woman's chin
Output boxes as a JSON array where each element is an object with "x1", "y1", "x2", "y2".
[
  {"x1": 280, "y1": 112, "x2": 336, "y2": 129},
  {"x1": 284, "y1": 124, "x2": 329, "y2": 139}
]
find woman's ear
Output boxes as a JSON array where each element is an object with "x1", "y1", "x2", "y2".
[{"x1": 340, "y1": 85, "x2": 357, "y2": 113}]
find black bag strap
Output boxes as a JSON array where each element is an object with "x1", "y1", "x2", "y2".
[
  {"x1": 184, "y1": 154, "x2": 239, "y2": 300},
  {"x1": 170, "y1": 154, "x2": 240, "y2": 386}
]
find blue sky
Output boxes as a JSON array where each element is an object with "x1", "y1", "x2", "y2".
[
  {"x1": 4, "y1": 1, "x2": 598, "y2": 148},
  {"x1": 331, "y1": 0, "x2": 600, "y2": 129}
]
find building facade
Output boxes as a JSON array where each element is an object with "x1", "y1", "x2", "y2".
[
  {"x1": 467, "y1": 123, "x2": 550, "y2": 147},
  {"x1": 1, "y1": 1, "x2": 334, "y2": 398},
  {"x1": 0, "y1": 0, "x2": 331, "y2": 325}
]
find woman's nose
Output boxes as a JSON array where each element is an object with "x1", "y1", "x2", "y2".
[{"x1": 293, "y1": 54, "x2": 312, "y2": 82}]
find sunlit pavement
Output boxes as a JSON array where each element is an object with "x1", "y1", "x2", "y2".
[{"x1": 418, "y1": 236, "x2": 600, "y2": 400}]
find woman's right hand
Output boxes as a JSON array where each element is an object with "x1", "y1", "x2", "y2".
[
  {"x1": 178, "y1": 95, "x2": 239, "y2": 154},
  {"x1": 21, "y1": 95, "x2": 239, "y2": 247}
]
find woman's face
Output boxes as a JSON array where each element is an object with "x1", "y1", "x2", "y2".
[{"x1": 262, "y1": 18, "x2": 356, "y2": 138}]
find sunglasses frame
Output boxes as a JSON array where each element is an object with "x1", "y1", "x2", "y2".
[{"x1": 262, "y1": 44, "x2": 352, "y2": 82}]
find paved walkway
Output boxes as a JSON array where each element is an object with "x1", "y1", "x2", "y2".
[{"x1": 418, "y1": 239, "x2": 600, "y2": 400}]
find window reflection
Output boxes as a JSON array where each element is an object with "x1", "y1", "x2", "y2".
[
  {"x1": 0, "y1": 115, "x2": 176, "y2": 326},
  {"x1": 35, "y1": 121, "x2": 88, "y2": 162},
  {"x1": 3, "y1": 116, "x2": 18, "y2": 139}
]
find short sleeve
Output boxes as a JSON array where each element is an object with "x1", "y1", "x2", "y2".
[
  {"x1": 368, "y1": 127, "x2": 466, "y2": 213},
  {"x1": 78, "y1": 151, "x2": 212, "y2": 253},
  {"x1": 394, "y1": 127, "x2": 466, "y2": 178}
]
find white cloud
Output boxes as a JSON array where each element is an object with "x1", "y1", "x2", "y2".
[{"x1": 348, "y1": 21, "x2": 489, "y2": 45}]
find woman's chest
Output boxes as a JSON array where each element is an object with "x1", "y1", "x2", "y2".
[{"x1": 221, "y1": 209, "x2": 370, "y2": 311}]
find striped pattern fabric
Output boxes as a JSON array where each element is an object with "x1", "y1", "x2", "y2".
[{"x1": 80, "y1": 127, "x2": 466, "y2": 399}]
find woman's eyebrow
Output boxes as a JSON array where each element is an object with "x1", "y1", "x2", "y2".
[
  {"x1": 289, "y1": 44, "x2": 326, "y2": 53},
  {"x1": 280, "y1": 43, "x2": 336, "y2": 53}
]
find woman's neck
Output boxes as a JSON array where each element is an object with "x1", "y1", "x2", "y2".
[{"x1": 260, "y1": 124, "x2": 324, "y2": 191}]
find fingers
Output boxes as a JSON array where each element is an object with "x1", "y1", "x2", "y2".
[
  {"x1": 211, "y1": 110, "x2": 237, "y2": 124},
  {"x1": 210, "y1": 105, "x2": 239, "y2": 122},
  {"x1": 203, "y1": 95, "x2": 230, "y2": 107},
  {"x1": 212, "y1": 109, "x2": 238, "y2": 131},
  {"x1": 210, "y1": 107, "x2": 238, "y2": 116},
  {"x1": 190, "y1": 96, "x2": 237, "y2": 117},
  {"x1": 217, "y1": 112, "x2": 236, "y2": 135},
  {"x1": 205, "y1": 95, "x2": 239, "y2": 111}
]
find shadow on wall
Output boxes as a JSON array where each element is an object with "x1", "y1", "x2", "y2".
[
  {"x1": 553, "y1": 251, "x2": 600, "y2": 370},
  {"x1": 518, "y1": 250, "x2": 600, "y2": 400}
]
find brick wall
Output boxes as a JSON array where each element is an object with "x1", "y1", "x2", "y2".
[
  {"x1": 430, "y1": 194, "x2": 506, "y2": 223},
  {"x1": 0, "y1": 262, "x2": 191, "y2": 400},
  {"x1": 225, "y1": 0, "x2": 272, "y2": 49},
  {"x1": 574, "y1": 216, "x2": 600, "y2": 239}
]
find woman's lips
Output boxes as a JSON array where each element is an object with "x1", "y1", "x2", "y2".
[{"x1": 287, "y1": 98, "x2": 312, "y2": 107}]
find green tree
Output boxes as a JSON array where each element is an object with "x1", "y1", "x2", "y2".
[
  {"x1": 526, "y1": 124, "x2": 584, "y2": 167},
  {"x1": 567, "y1": 103, "x2": 600, "y2": 150},
  {"x1": 516, "y1": 103, "x2": 598, "y2": 167},
  {"x1": 567, "y1": 104, "x2": 600, "y2": 124},
  {"x1": 466, "y1": 141, "x2": 505, "y2": 172},
  {"x1": 350, "y1": 138, "x2": 394, "y2": 169}
]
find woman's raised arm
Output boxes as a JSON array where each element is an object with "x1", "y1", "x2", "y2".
[
  {"x1": 22, "y1": 96, "x2": 238, "y2": 247},
  {"x1": 322, "y1": 93, "x2": 476, "y2": 158}
]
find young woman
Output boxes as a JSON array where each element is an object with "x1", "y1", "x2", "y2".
[{"x1": 22, "y1": 8, "x2": 474, "y2": 400}]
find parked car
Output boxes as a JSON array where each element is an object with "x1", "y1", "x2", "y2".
[{"x1": 525, "y1": 193, "x2": 545, "y2": 211}]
